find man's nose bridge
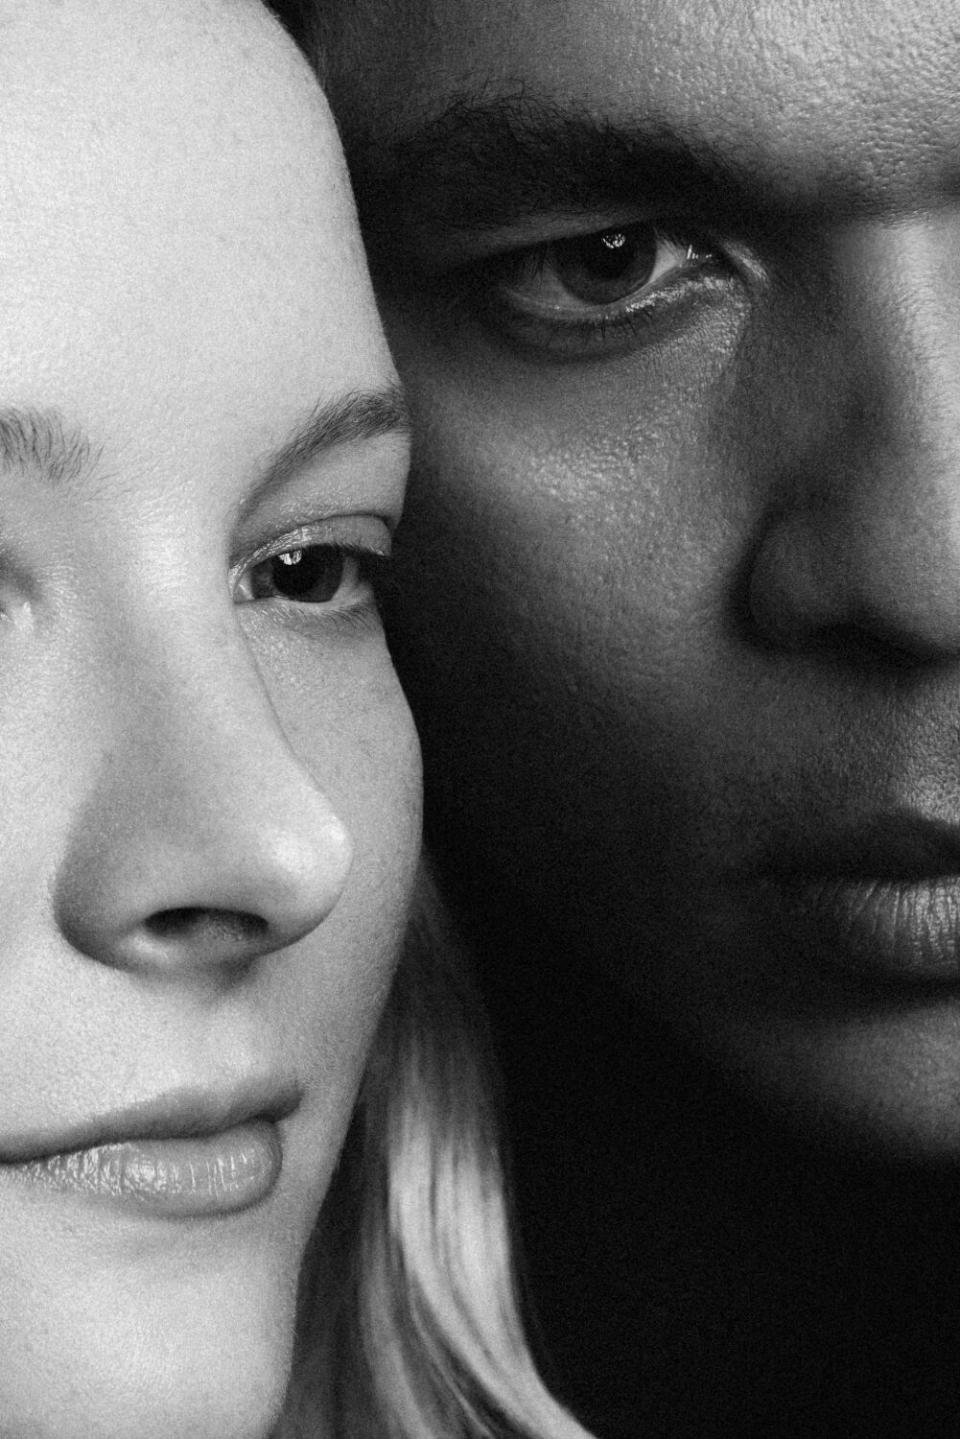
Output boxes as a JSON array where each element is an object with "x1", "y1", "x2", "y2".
[
  {"x1": 832, "y1": 224, "x2": 960, "y2": 617},
  {"x1": 828, "y1": 214, "x2": 960, "y2": 477},
  {"x1": 748, "y1": 219, "x2": 960, "y2": 654}
]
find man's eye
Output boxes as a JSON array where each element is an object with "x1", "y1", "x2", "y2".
[
  {"x1": 513, "y1": 224, "x2": 692, "y2": 305},
  {"x1": 241, "y1": 545, "x2": 373, "y2": 607},
  {"x1": 462, "y1": 220, "x2": 725, "y2": 356}
]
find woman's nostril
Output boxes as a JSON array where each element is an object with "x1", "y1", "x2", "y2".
[{"x1": 146, "y1": 907, "x2": 269, "y2": 946}]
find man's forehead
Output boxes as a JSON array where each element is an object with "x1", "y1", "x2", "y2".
[
  {"x1": 327, "y1": 0, "x2": 960, "y2": 214},
  {"x1": 328, "y1": 0, "x2": 952, "y2": 89}
]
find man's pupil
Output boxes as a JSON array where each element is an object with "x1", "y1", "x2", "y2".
[{"x1": 554, "y1": 225, "x2": 657, "y2": 301}]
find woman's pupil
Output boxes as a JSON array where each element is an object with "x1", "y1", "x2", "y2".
[{"x1": 270, "y1": 547, "x2": 343, "y2": 602}]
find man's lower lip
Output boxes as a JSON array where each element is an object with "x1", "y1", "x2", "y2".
[
  {"x1": 776, "y1": 876, "x2": 960, "y2": 984},
  {"x1": 1, "y1": 1119, "x2": 281, "y2": 1217}
]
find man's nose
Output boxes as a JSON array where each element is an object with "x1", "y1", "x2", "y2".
[
  {"x1": 748, "y1": 216, "x2": 960, "y2": 661},
  {"x1": 52, "y1": 610, "x2": 353, "y2": 977}
]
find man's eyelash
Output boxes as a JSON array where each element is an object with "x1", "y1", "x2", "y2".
[{"x1": 433, "y1": 234, "x2": 729, "y2": 359}]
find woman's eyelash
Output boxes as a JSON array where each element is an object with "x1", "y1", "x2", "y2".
[{"x1": 237, "y1": 541, "x2": 393, "y2": 611}]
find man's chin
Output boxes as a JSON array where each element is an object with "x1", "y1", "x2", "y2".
[{"x1": 713, "y1": 1001, "x2": 960, "y2": 1165}]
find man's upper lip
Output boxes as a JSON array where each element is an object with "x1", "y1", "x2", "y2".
[
  {"x1": 0, "y1": 1080, "x2": 302, "y2": 1164},
  {"x1": 763, "y1": 812, "x2": 960, "y2": 883}
]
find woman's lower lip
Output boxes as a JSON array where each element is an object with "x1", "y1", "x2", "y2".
[
  {"x1": 3, "y1": 1119, "x2": 281, "y2": 1217},
  {"x1": 776, "y1": 876, "x2": 960, "y2": 984}
]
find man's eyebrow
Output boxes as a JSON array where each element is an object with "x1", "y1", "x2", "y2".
[
  {"x1": 347, "y1": 93, "x2": 758, "y2": 255},
  {"x1": 254, "y1": 383, "x2": 410, "y2": 493},
  {"x1": 0, "y1": 406, "x2": 99, "y2": 488}
]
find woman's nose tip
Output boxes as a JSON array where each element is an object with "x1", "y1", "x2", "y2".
[
  {"x1": 239, "y1": 813, "x2": 355, "y2": 951},
  {"x1": 55, "y1": 793, "x2": 355, "y2": 975}
]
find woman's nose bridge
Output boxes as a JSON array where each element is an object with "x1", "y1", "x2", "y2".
[
  {"x1": 53, "y1": 603, "x2": 353, "y2": 970},
  {"x1": 749, "y1": 217, "x2": 960, "y2": 652}
]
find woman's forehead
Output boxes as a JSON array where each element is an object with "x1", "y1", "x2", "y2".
[
  {"x1": 0, "y1": 0, "x2": 391, "y2": 455},
  {"x1": 0, "y1": 0, "x2": 334, "y2": 208}
]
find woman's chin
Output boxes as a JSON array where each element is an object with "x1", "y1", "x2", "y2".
[{"x1": 0, "y1": 1233, "x2": 301, "y2": 1439}]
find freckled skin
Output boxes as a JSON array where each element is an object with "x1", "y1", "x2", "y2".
[{"x1": 320, "y1": 3, "x2": 960, "y2": 1432}]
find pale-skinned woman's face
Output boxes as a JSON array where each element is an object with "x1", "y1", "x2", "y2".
[
  {"x1": 0, "y1": 3, "x2": 419, "y2": 1436},
  {"x1": 323, "y1": 0, "x2": 960, "y2": 1159}
]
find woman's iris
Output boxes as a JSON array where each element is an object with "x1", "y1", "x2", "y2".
[{"x1": 261, "y1": 547, "x2": 348, "y2": 603}]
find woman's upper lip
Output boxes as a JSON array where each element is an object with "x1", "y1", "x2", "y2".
[
  {"x1": 761, "y1": 812, "x2": 960, "y2": 882},
  {"x1": 0, "y1": 1079, "x2": 303, "y2": 1164}
]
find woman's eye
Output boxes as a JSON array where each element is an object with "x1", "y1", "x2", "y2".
[
  {"x1": 462, "y1": 220, "x2": 725, "y2": 356},
  {"x1": 241, "y1": 544, "x2": 373, "y2": 608}
]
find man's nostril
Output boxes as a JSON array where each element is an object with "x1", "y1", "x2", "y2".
[{"x1": 146, "y1": 907, "x2": 269, "y2": 945}]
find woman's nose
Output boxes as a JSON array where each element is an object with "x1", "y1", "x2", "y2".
[
  {"x1": 53, "y1": 617, "x2": 353, "y2": 976},
  {"x1": 748, "y1": 217, "x2": 960, "y2": 662}
]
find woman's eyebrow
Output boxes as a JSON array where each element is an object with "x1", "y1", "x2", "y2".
[
  {"x1": 346, "y1": 93, "x2": 758, "y2": 255},
  {"x1": 0, "y1": 388, "x2": 410, "y2": 500},
  {"x1": 0, "y1": 406, "x2": 99, "y2": 489},
  {"x1": 238, "y1": 383, "x2": 410, "y2": 518},
  {"x1": 256, "y1": 384, "x2": 410, "y2": 488}
]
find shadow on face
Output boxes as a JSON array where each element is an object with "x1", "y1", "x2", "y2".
[
  {"x1": 0, "y1": 3, "x2": 418, "y2": 1436},
  {"x1": 320, "y1": 0, "x2": 960, "y2": 1159}
]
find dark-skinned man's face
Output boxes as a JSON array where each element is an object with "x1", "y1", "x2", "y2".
[{"x1": 321, "y1": 0, "x2": 960, "y2": 1159}]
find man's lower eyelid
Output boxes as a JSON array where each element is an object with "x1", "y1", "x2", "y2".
[
  {"x1": 500, "y1": 254, "x2": 713, "y2": 316},
  {"x1": 484, "y1": 268, "x2": 730, "y2": 360}
]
